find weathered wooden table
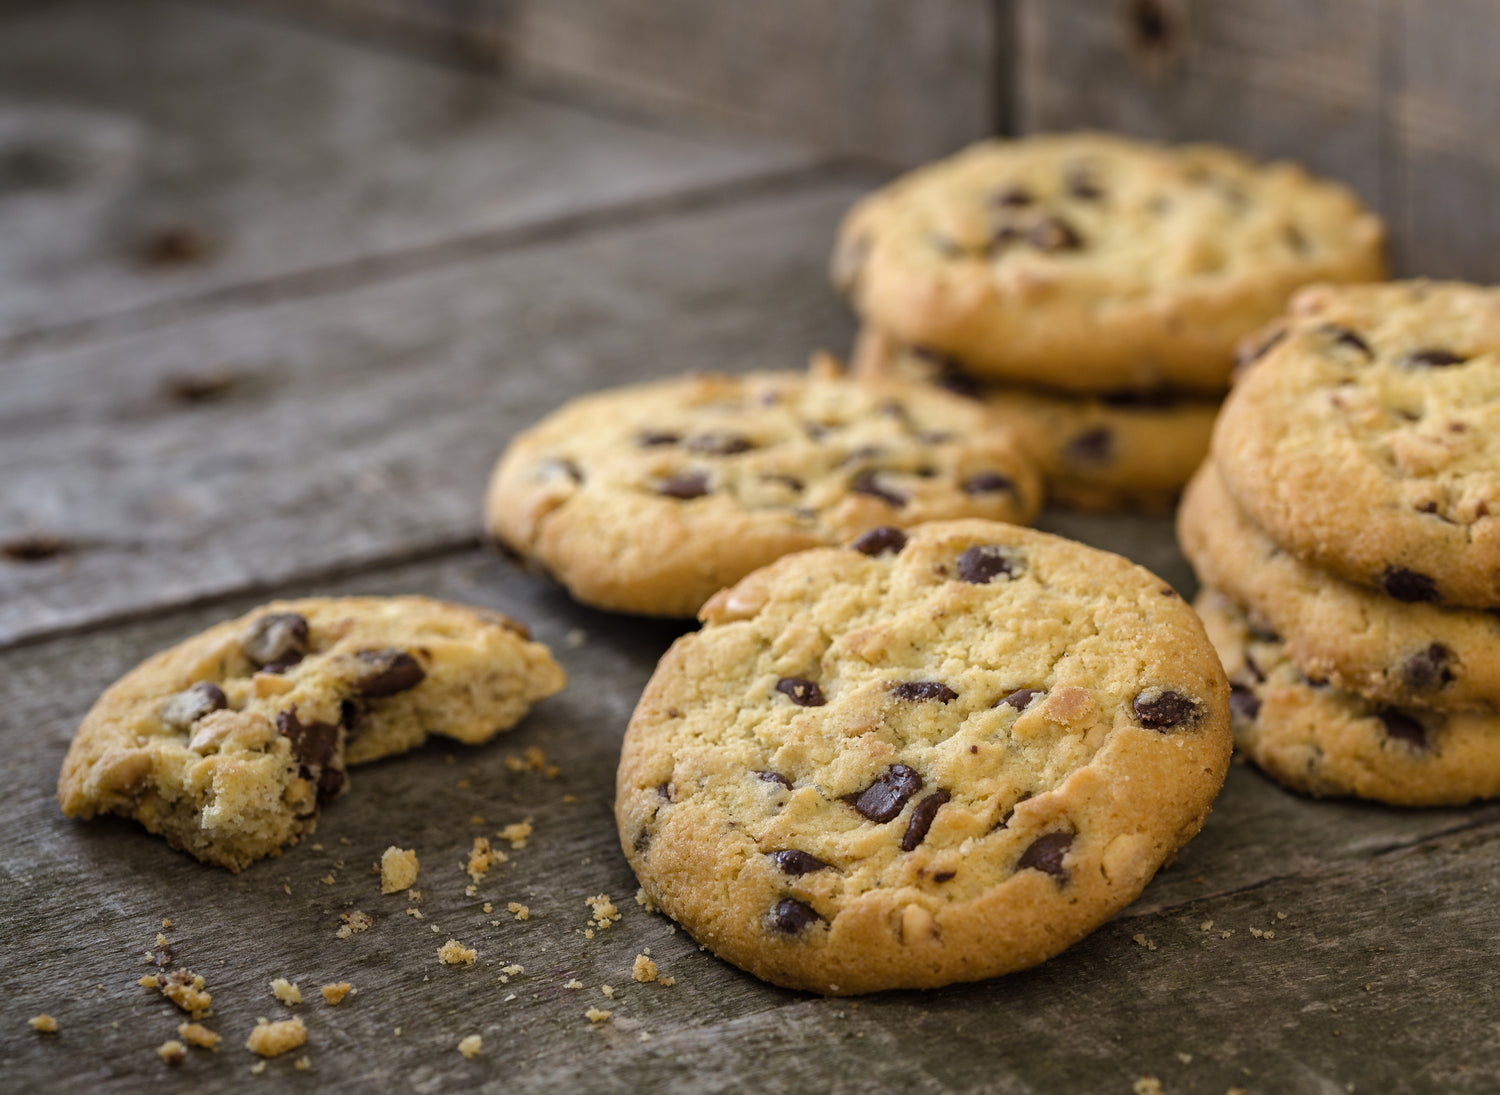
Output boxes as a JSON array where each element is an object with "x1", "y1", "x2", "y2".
[{"x1": 4, "y1": 5, "x2": 1498, "y2": 1092}]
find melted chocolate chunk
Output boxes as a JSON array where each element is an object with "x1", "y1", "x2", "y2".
[
  {"x1": 353, "y1": 649, "x2": 426, "y2": 697},
  {"x1": 901, "y1": 791, "x2": 950, "y2": 851},
  {"x1": 1099, "y1": 389, "x2": 1178, "y2": 409},
  {"x1": 1133, "y1": 689, "x2": 1199, "y2": 730},
  {"x1": 1229, "y1": 683, "x2": 1261, "y2": 722},
  {"x1": 850, "y1": 470, "x2": 908, "y2": 508},
  {"x1": 243, "y1": 612, "x2": 309, "y2": 671},
  {"x1": 1377, "y1": 707, "x2": 1428, "y2": 750},
  {"x1": 851, "y1": 526, "x2": 908, "y2": 556},
  {"x1": 276, "y1": 708, "x2": 338, "y2": 768},
  {"x1": 339, "y1": 698, "x2": 363, "y2": 742},
  {"x1": 1381, "y1": 566, "x2": 1440, "y2": 604},
  {"x1": 1064, "y1": 427, "x2": 1113, "y2": 464},
  {"x1": 998, "y1": 687, "x2": 1040, "y2": 711},
  {"x1": 770, "y1": 850, "x2": 832, "y2": 875},
  {"x1": 317, "y1": 766, "x2": 346, "y2": 803},
  {"x1": 1324, "y1": 325, "x2": 1373, "y2": 358},
  {"x1": 637, "y1": 430, "x2": 680, "y2": 447},
  {"x1": 776, "y1": 677, "x2": 827, "y2": 707},
  {"x1": 849, "y1": 764, "x2": 924, "y2": 823},
  {"x1": 933, "y1": 870, "x2": 956, "y2": 883},
  {"x1": 891, "y1": 681, "x2": 958, "y2": 703},
  {"x1": 656, "y1": 782, "x2": 672, "y2": 800},
  {"x1": 962, "y1": 471, "x2": 1016, "y2": 495},
  {"x1": 767, "y1": 897, "x2": 822, "y2": 935},
  {"x1": 1028, "y1": 215, "x2": 1083, "y2": 252},
  {"x1": 1405, "y1": 347, "x2": 1467, "y2": 368},
  {"x1": 161, "y1": 682, "x2": 228, "y2": 731},
  {"x1": 757, "y1": 770, "x2": 793, "y2": 789},
  {"x1": 1017, "y1": 831, "x2": 1072, "y2": 881},
  {"x1": 994, "y1": 792, "x2": 1032, "y2": 831},
  {"x1": 957, "y1": 544, "x2": 1020, "y2": 583},
  {"x1": 687, "y1": 432, "x2": 754, "y2": 456},
  {"x1": 1402, "y1": 643, "x2": 1454, "y2": 692},
  {"x1": 991, "y1": 185, "x2": 1034, "y2": 207},
  {"x1": 658, "y1": 472, "x2": 710, "y2": 499}
]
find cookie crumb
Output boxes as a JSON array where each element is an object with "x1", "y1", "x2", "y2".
[
  {"x1": 496, "y1": 820, "x2": 532, "y2": 849},
  {"x1": 562, "y1": 793, "x2": 579, "y2": 804},
  {"x1": 336, "y1": 909, "x2": 372, "y2": 939},
  {"x1": 250, "y1": 1061, "x2": 266, "y2": 1075},
  {"x1": 507, "y1": 902, "x2": 530, "y2": 921},
  {"x1": 1176, "y1": 1052, "x2": 1192, "y2": 1064},
  {"x1": 584, "y1": 1008, "x2": 611, "y2": 1024},
  {"x1": 565, "y1": 628, "x2": 587, "y2": 649},
  {"x1": 380, "y1": 847, "x2": 419, "y2": 893},
  {"x1": 564, "y1": 979, "x2": 583, "y2": 990},
  {"x1": 161, "y1": 918, "x2": 173, "y2": 929},
  {"x1": 1133, "y1": 1078, "x2": 1164, "y2": 1095},
  {"x1": 1199, "y1": 920, "x2": 1213, "y2": 932},
  {"x1": 638, "y1": 1031, "x2": 653, "y2": 1042},
  {"x1": 482, "y1": 902, "x2": 493, "y2": 914},
  {"x1": 504, "y1": 993, "x2": 517, "y2": 1002},
  {"x1": 138, "y1": 975, "x2": 159, "y2": 989},
  {"x1": 319, "y1": 874, "x2": 335, "y2": 886},
  {"x1": 466, "y1": 837, "x2": 506, "y2": 882},
  {"x1": 294, "y1": 1055, "x2": 311, "y2": 1071},
  {"x1": 245, "y1": 1016, "x2": 307, "y2": 1058},
  {"x1": 457, "y1": 1034, "x2": 483, "y2": 1059},
  {"x1": 159, "y1": 970, "x2": 212, "y2": 1018},
  {"x1": 270, "y1": 979, "x2": 302, "y2": 1006},
  {"x1": 29, "y1": 1014, "x2": 58, "y2": 1034},
  {"x1": 600, "y1": 985, "x2": 615, "y2": 999},
  {"x1": 177, "y1": 1022, "x2": 220, "y2": 1050},
  {"x1": 634, "y1": 887, "x2": 657, "y2": 913},
  {"x1": 438, "y1": 940, "x2": 477, "y2": 966},
  {"x1": 500, "y1": 964, "x2": 524, "y2": 977},
  {"x1": 157, "y1": 1040, "x2": 186, "y2": 1065},
  {"x1": 1131, "y1": 933, "x2": 1157, "y2": 951},
  {"x1": 406, "y1": 908, "x2": 423, "y2": 920},
  {"x1": 631, "y1": 955, "x2": 658, "y2": 983},
  {"x1": 585, "y1": 894, "x2": 620, "y2": 929},
  {"x1": 320, "y1": 983, "x2": 354, "y2": 1006},
  {"x1": 1276, "y1": 911, "x2": 1287, "y2": 920}
]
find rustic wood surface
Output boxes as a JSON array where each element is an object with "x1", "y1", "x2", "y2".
[{"x1": 5, "y1": 5, "x2": 1500, "y2": 1093}]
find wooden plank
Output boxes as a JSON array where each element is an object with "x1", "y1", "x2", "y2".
[
  {"x1": 0, "y1": 181, "x2": 864, "y2": 646},
  {"x1": 0, "y1": 0, "x2": 816, "y2": 346},
  {"x1": 1014, "y1": 0, "x2": 1387, "y2": 215},
  {"x1": 4, "y1": 548, "x2": 1498, "y2": 1092}
]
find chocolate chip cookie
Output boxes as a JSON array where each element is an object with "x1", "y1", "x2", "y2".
[
  {"x1": 851, "y1": 327, "x2": 1216, "y2": 512},
  {"x1": 1180, "y1": 459, "x2": 1500, "y2": 712},
  {"x1": 1196, "y1": 587, "x2": 1500, "y2": 806},
  {"x1": 57, "y1": 596, "x2": 566, "y2": 870},
  {"x1": 616, "y1": 519, "x2": 1231, "y2": 994},
  {"x1": 485, "y1": 371, "x2": 1043, "y2": 618},
  {"x1": 833, "y1": 132, "x2": 1386, "y2": 395},
  {"x1": 1213, "y1": 280, "x2": 1500, "y2": 608}
]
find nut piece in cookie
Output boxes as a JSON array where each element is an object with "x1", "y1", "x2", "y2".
[
  {"x1": 57, "y1": 596, "x2": 565, "y2": 870},
  {"x1": 617, "y1": 519, "x2": 1230, "y2": 993}
]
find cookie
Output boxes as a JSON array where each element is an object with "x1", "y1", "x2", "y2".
[
  {"x1": 1196, "y1": 587, "x2": 1500, "y2": 806},
  {"x1": 832, "y1": 132, "x2": 1386, "y2": 395},
  {"x1": 57, "y1": 596, "x2": 566, "y2": 870},
  {"x1": 1213, "y1": 281, "x2": 1500, "y2": 608},
  {"x1": 486, "y1": 370, "x2": 1043, "y2": 618},
  {"x1": 616, "y1": 519, "x2": 1230, "y2": 994},
  {"x1": 850, "y1": 327, "x2": 1215, "y2": 512},
  {"x1": 1179, "y1": 459, "x2": 1500, "y2": 712}
]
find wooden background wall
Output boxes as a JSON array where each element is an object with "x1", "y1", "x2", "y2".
[{"x1": 242, "y1": 0, "x2": 1499, "y2": 281}]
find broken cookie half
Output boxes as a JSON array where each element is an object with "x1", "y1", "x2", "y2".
[{"x1": 57, "y1": 596, "x2": 566, "y2": 870}]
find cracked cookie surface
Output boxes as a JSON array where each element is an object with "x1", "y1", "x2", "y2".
[
  {"x1": 616, "y1": 519, "x2": 1230, "y2": 994},
  {"x1": 1213, "y1": 281, "x2": 1500, "y2": 608},
  {"x1": 58, "y1": 596, "x2": 566, "y2": 870},
  {"x1": 1197, "y1": 587, "x2": 1500, "y2": 806},
  {"x1": 833, "y1": 132, "x2": 1385, "y2": 395},
  {"x1": 485, "y1": 371, "x2": 1042, "y2": 618}
]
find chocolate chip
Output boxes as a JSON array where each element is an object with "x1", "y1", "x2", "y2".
[
  {"x1": 353, "y1": 649, "x2": 426, "y2": 697},
  {"x1": 994, "y1": 792, "x2": 1032, "y2": 831},
  {"x1": 762, "y1": 474, "x2": 804, "y2": 492},
  {"x1": 1229, "y1": 683, "x2": 1261, "y2": 722},
  {"x1": 1099, "y1": 389, "x2": 1178, "y2": 409},
  {"x1": 1324, "y1": 325, "x2": 1373, "y2": 358},
  {"x1": 276, "y1": 708, "x2": 338, "y2": 768},
  {"x1": 1243, "y1": 653, "x2": 1265, "y2": 683},
  {"x1": 933, "y1": 870, "x2": 956, "y2": 883},
  {"x1": 991, "y1": 185, "x2": 1034, "y2": 207},
  {"x1": 901, "y1": 791, "x2": 950, "y2": 852},
  {"x1": 1133, "y1": 689, "x2": 1199, "y2": 730},
  {"x1": 852, "y1": 526, "x2": 908, "y2": 556},
  {"x1": 161, "y1": 682, "x2": 228, "y2": 731},
  {"x1": 769, "y1": 850, "x2": 832, "y2": 875},
  {"x1": 1065, "y1": 169, "x2": 1104, "y2": 202},
  {"x1": 838, "y1": 444, "x2": 887, "y2": 468},
  {"x1": 317, "y1": 766, "x2": 346, "y2": 803},
  {"x1": 687, "y1": 432, "x2": 754, "y2": 455},
  {"x1": 1064, "y1": 427, "x2": 1113, "y2": 465},
  {"x1": 998, "y1": 687, "x2": 1040, "y2": 711},
  {"x1": 1405, "y1": 347, "x2": 1468, "y2": 368},
  {"x1": 658, "y1": 472, "x2": 710, "y2": 499},
  {"x1": 957, "y1": 544, "x2": 1020, "y2": 583},
  {"x1": 1377, "y1": 707, "x2": 1428, "y2": 750},
  {"x1": 656, "y1": 782, "x2": 672, "y2": 801},
  {"x1": 962, "y1": 471, "x2": 1016, "y2": 495},
  {"x1": 243, "y1": 613, "x2": 309, "y2": 671},
  {"x1": 1402, "y1": 643, "x2": 1454, "y2": 692},
  {"x1": 1018, "y1": 832, "x2": 1072, "y2": 882},
  {"x1": 989, "y1": 224, "x2": 1024, "y2": 254},
  {"x1": 849, "y1": 764, "x2": 924, "y2": 823},
  {"x1": 891, "y1": 681, "x2": 958, "y2": 703},
  {"x1": 1028, "y1": 215, "x2": 1083, "y2": 252},
  {"x1": 757, "y1": 770, "x2": 793, "y2": 789},
  {"x1": 339, "y1": 698, "x2": 363, "y2": 741},
  {"x1": 767, "y1": 897, "x2": 822, "y2": 934},
  {"x1": 850, "y1": 470, "x2": 908, "y2": 508},
  {"x1": 1283, "y1": 223, "x2": 1310, "y2": 254},
  {"x1": 0, "y1": 534, "x2": 72, "y2": 562},
  {"x1": 163, "y1": 371, "x2": 238, "y2": 405},
  {"x1": 1381, "y1": 566, "x2": 1440, "y2": 604},
  {"x1": 140, "y1": 223, "x2": 213, "y2": 267},
  {"x1": 776, "y1": 677, "x2": 826, "y2": 707},
  {"x1": 637, "y1": 430, "x2": 680, "y2": 447},
  {"x1": 1236, "y1": 327, "x2": 1287, "y2": 369}
]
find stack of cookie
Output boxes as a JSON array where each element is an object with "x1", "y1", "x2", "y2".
[
  {"x1": 834, "y1": 132, "x2": 1387, "y2": 511},
  {"x1": 1180, "y1": 280, "x2": 1500, "y2": 805}
]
